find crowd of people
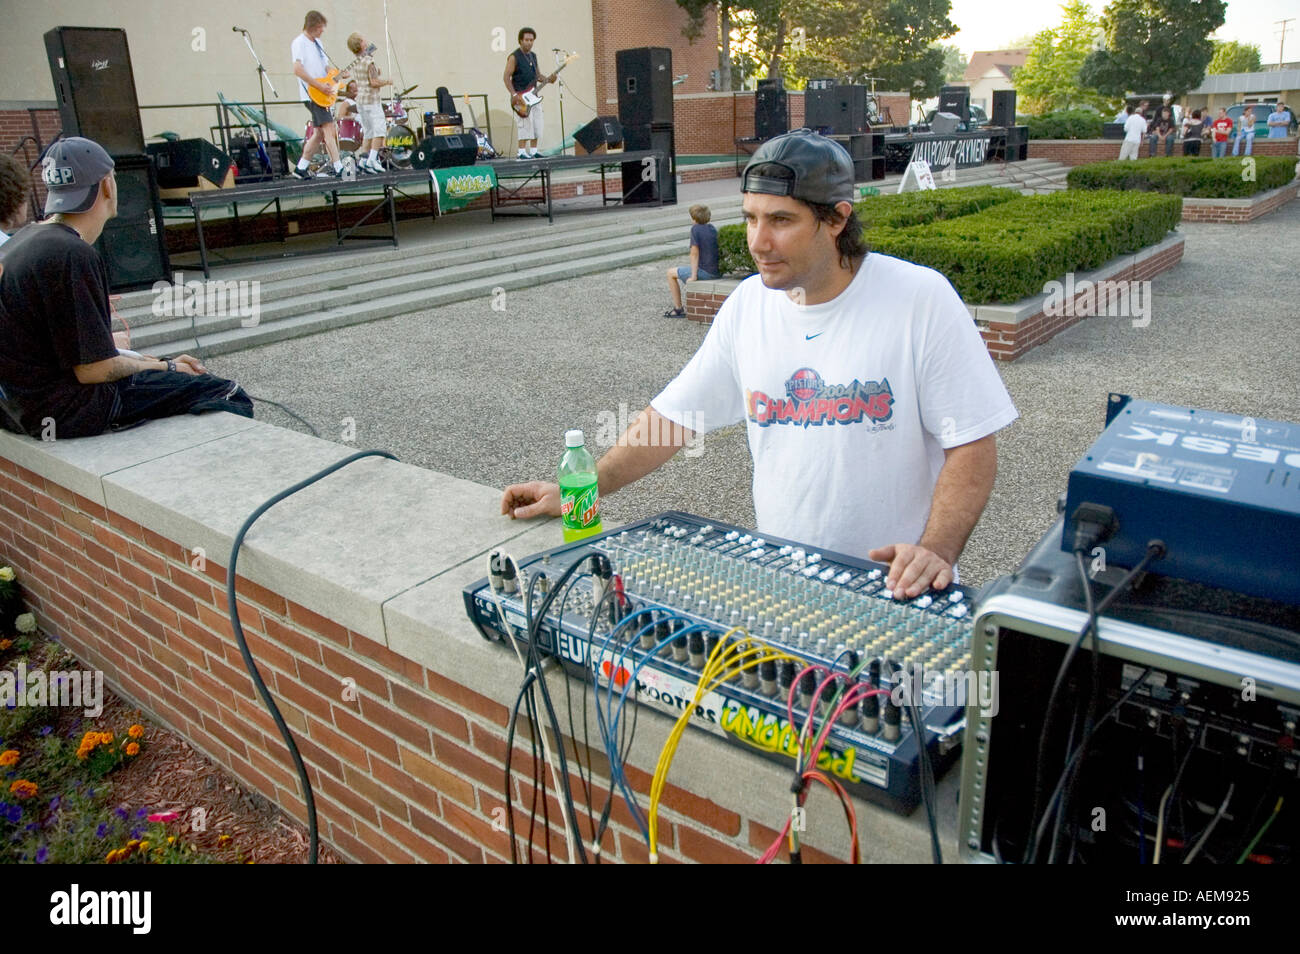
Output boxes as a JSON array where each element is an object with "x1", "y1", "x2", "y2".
[{"x1": 1117, "y1": 97, "x2": 1294, "y2": 161}]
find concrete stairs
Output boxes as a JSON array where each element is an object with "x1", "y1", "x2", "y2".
[{"x1": 121, "y1": 159, "x2": 1072, "y2": 357}]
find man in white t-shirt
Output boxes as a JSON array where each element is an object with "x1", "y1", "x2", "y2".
[
  {"x1": 502, "y1": 130, "x2": 1018, "y2": 597},
  {"x1": 1119, "y1": 104, "x2": 1147, "y2": 161},
  {"x1": 290, "y1": 10, "x2": 347, "y2": 179}
]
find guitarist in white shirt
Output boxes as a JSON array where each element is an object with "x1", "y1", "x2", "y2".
[
  {"x1": 503, "y1": 27, "x2": 557, "y2": 159},
  {"x1": 290, "y1": 10, "x2": 346, "y2": 178}
]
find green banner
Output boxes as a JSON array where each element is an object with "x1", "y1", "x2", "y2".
[{"x1": 430, "y1": 165, "x2": 497, "y2": 212}]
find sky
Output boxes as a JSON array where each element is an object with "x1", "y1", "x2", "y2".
[{"x1": 947, "y1": 0, "x2": 1300, "y2": 63}]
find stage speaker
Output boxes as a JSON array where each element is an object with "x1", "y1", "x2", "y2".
[
  {"x1": 616, "y1": 47, "x2": 673, "y2": 127},
  {"x1": 410, "y1": 134, "x2": 477, "y2": 170},
  {"x1": 146, "y1": 139, "x2": 230, "y2": 188},
  {"x1": 44, "y1": 27, "x2": 145, "y2": 157},
  {"x1": 805, "y1": 79, "x2": 836, "y2": 131},
  {"x1": 992, "y1": 89, "x2": 1017, "y2": 128},
  {"x1": 622, "y1": 123, "x2": 675, "y2": 205},
  {"x1": 93, "y1": 154, "x2": 170, "y2": 291},
  {"x1": 227, "y1": 136, "x2": 286, "y2": 181},
  {"x1": 938, "y1": 85, "x2": 970, "y2": 125},
  {"x1": 931, "y1": 111, "x2": 961, "y2": 136},
  {"x1": 573, "y1": 116, "x2": 624, "y2": 154},
  {"x1": 755, "y1": 85, "x2": 788, "y2": 140},
  {"x1": 833, "y1": 85, "x2": 869, "y2": 134}
]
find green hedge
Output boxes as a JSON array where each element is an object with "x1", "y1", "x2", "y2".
[
  {"x1": 716, "y1": 187, "x2": 1182, "y2": 305},
  {"x1": 1067, "y1": 156, "x2": 1298, "y2": 198},
  {"x1": 717, "y1": 185, "x2": 1021, "y2": 274},
  {"x1": 1019, "y1": 109, "x2": 1105, "y2": 140},
  {"x1": 869, "y1": 191, "x2": 1182, "y2": 303}
]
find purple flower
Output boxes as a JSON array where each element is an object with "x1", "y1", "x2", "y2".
[
  {"x1": 39, "y1": 726, "x2": 51, "y2": 737},
  {"x1": 4, "y1": 805, "x2": 21, "y2": 823},
  {"x1": 24, "y1": 822, "x2": 37, "y2": 832},
  {"x1": 35, "y1": 845, "x2": 47, "y2": 863},
  {"x1": 114, "y1": 806, "x2": 128, "y2": 821},
  {"x1": 86, "y1": 789, "x2": 95, "y2": 799},
  {"x1": 95, "y1": 822, "x2": 108, "y2": 838},
  {"x1": 48, "y1": 796, "x2": 60, "y2": 812},
  {"x1": 130, "y1": 826, "x2": 143, "y2": 839}
]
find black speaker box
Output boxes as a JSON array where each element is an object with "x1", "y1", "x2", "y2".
[
  {"x1": 616, "y1": 48, "x2": 674, "y2": 127},
  {"x1": 833, "y1": 85, "x2": 869, "y2": 134},
  {"x1": 410, "y1": 135, "x2": 478, "y2": 170},
  {"x1": 573, "y1": 116, "x2": 624, "y2": 154},
  {"x1": 805, "y1": 79, "x2": 836, "y2": 131},
  {"x1": 93, "y1": 154, "x2": 170, "y2": 291},
  {"x1": 228, "y1": 136, "x2": 287, "y2": 181},
  {"x1": 939, "y1": 85, "x2": 970, "y2": 125},
  {"x1": 146, "y1": 139, "x2": 231, "y2": 187},
  {"x1": 622, "y1": 123, "x2": 675, "y2": 205},
  {"x1": 992, "y1": 89, "x2": 1017, "y2": 128},
  {"x1": 755, "y1": 86, "x2": 788, "y2": 140},
  {"x1": 44, "y1": 27, "x2": 145, "y2": 157}
]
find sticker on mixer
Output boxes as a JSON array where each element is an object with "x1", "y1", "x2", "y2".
[
  {"x1": 1176, "y1": 465, "x2": 1235, "y2": 493},
  {"x1": 1097, "y1": 449, "x2": 1179, "y2": 482}
]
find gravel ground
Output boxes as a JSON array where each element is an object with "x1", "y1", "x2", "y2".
[{"x1": 204, "y1": 196, "x2": 1300, "y2": 589}]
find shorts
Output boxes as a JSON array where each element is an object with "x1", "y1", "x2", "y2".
[
  {"x1": 515, "y1": 102, "x2": 543, "y2": 141},
  {"x1": 360, "y1": 104, "x2": 386, "y2": 140},
  {"x1": 676, "y1": 266, "x2": 720, "y2": 282},
  {"x1": 304, "y1": 99, "x2": 334, "y2": 127}
]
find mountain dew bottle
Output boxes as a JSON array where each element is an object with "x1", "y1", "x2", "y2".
[{"x1": 559, "y1": 429, "x2": 603, "y2": 542}]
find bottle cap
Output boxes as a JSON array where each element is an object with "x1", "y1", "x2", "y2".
[{"x1": 565, "y1": 429, "x2": 585, "y2": 448}]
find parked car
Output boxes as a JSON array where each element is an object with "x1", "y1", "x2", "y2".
[{"x1": 1226, "y1": 102, "x2": 1292, "y2": 138}]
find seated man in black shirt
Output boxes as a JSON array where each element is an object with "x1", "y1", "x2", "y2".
[{"x1": 0, "y1": 138, "x2": 253, "y2": 439}]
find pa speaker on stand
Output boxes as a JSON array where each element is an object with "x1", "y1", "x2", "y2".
[
  {"x1": 44, "y1": 26, "x2": 146, "y2": 157},
  {"x1": 621, "y1": 123, "x2": 675, "y2": 205},
  {"x1": 93, "y1": 154, "x2": 170, "y2": 291},
  {"x1": 615, "y1": 48, "x2": 674, "y2": 127}
]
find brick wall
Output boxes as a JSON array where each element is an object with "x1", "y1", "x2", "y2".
[
  {"x1": 592, "y1": 0, "x2": 718, "y2": 108},
  {"x1": 1030, "y1": 136, "x2": 1298, "y2": 165},
  {"x1": 0, "y1": 453, "x2": 855, "y2": 864},
  {"x1": 1179, "y1": 181, "x2": 1299, "y2": 223},
  {"x1": 0, "y1": 107, "x2": 60, "y2": 215}
]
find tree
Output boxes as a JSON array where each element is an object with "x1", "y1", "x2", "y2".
[
  {"x1": 1011, "y1": 1, "x2": 1113, "y2": 114},
  {"x1": 935, "y1": 43, "x2": 968, "y2": 84},
  {"x1": 1207, "y1": 39, "x2": 1261, "y2": 74},
  {"x1": 676, "y1": 0, "x2": 737, "y2": 90},
  {"x1": 1080, "y1": 0, "x2": 1227, "y2": 98}
]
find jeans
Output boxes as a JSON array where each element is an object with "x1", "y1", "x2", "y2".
[
  {"x1": 1147, "y1": 133, "x2": 1174, "y2": 157},
  {"x1": 106, "y1": 369, "x2": 254, "y2": 432},
  {"x1": 1211, "y1": 140, "x2": 1227, "y2": 158},
  {"x1": 1232, "y1": 131, "x2": 1254, "y2": 156}
]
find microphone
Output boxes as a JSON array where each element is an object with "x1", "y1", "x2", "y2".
[{"x1": 233, "y1": 26, "x2": 248, "y2": 33}]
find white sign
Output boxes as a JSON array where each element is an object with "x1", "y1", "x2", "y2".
[{"x1": 898, "y1": 160, "x2": 937, "y2": 193}]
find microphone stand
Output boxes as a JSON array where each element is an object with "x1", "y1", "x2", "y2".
[
  {"x1": 553, "y1": 50, "x2": 568, "y2": 156},
  {"x1": 237, "y1": 29, "x2": 278, "y2": 149}
]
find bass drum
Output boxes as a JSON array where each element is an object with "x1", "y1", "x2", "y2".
[
  {"x1": 385, "y1": 123, "x2": 416, "y2": 168},
  {"x1": 336, "y1": 117, "x2": 363, "y2": 153}
]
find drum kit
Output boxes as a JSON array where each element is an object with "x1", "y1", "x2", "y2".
[{"x1": 302, "y1": 84, "x2": 420, "y2": 171}]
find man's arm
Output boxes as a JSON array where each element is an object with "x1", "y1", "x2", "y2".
[
  {"x1": 293, "y1": 60, "x2": 331, "y2": 95},
  {"x1": 868, "y1": 434, "x2": 998, "y2": 597},
  {"x1": 75, "y1": 353, "x2": 206, "y2": 384},
  {"x1": 503, "y1": 54, "x2": 517, "y2": 96},
  {"x1": 501, "y1": 406, "x2": 692, "y2": 518}
]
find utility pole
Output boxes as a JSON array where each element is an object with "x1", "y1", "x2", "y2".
[{"x1": 1278, "y1": 18, "x2": 1295, "y2": 70}]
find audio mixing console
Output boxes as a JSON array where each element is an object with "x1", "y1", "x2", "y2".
[{"x1": 464, "y1": 512, "x2": 981, "y2": 814}]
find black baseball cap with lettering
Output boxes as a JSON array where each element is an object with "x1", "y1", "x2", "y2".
[
  {"x1": 40, "y1": 138, "x2": 115, "y2": 215},
  {"x1": 742, "y1": 129, "x2": 854, "y2": 205}
]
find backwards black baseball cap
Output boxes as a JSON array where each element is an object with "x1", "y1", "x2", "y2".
[
  {"x1": 41, "y1": 138, "x2": 115, "y2": 215},
  {"x1": 742, "y1": 129, "x2": 854, "y2": 205}
]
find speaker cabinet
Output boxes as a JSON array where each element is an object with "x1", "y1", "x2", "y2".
[
  {"x1": 411, "y1": 135, "x2": 478, "y2": 170},
  {"x1": 93, "y1": 154, "x2": 170, "y2": 291},
  {"x1": 573, "y1": 116, "x2": 624, "y2": 155},
  {"x1": 622, "y1": 123, "x2": 675, "y2": 205},
  {"x1": 755, "y1": 86, "x2": 788, "y2": 140},
  {"x1": 992, "y1": 89, "x2": 1017, "y2": 129},
  {"x1": 833, "y1": 85, "x2": 869, "y2": 134},
  {"x1": 805, "y1": 79, "x2": 836, "y2": 131},
  {"x1": 616, "y1": 47, "x2": 674, "y2": 127},
  {"x1": 146, "y1": 139, "x2": 231, "y2": 187},
  {"x1": 939, "y1": 85, "x2": 971, "y2": 125},
  {"x1": 227, "y1": 136, "x2": 286, "y2": 181},
  {"x1": 44, "y1": 27, "x2": 145, "y2": 157}
]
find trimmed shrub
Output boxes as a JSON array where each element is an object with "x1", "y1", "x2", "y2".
[
  {"x1": 1067, "y1": 156, "x2": 1298, "y2": 198},
  {"x1": 1020, "y1": 109, "x2": 1105, "y2": 141}
]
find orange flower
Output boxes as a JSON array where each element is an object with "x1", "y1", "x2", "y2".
[
  {"x1": 9, "y1": 779, "x2": 37, "y2": 799},
  {"x1": 125, "y1": 742, "x2": 140, "y2": 756},
  {"x1": 0, "y1": 639, "x2": 11, "y2": 650},
  {"x1": 128, "y1": 724, "x2": 144, "y2": 739},
  {"x1": 0, "y1": 750, "x2": 19, "y2": 767}
]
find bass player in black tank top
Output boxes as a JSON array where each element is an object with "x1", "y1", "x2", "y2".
[{"x1": 503, "y1": 27, "x2": 557, "y2": 159}]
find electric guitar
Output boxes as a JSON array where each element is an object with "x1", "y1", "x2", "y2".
[
  {"x1": 462, "y1": 95, "x2": 497, "y2": 159},
  {"x1": 511, "y1": 53, "x2": 579, "y2": 117},
  {"x1": 307, "y1": 43, "x2": 377, "y2": 108}
]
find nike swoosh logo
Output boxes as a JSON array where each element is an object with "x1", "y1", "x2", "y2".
[{"x1": 805, "y1": 333, "x2": 822, "y2": 340}]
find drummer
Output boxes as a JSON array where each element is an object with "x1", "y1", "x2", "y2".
[
  {"x1": 335, "y1": 80, "x2": 359, "y2": 121},
  {"x1": 346, "y1": 32, "x2": 392, "y2": 174}
]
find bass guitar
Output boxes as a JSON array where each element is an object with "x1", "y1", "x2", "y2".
[
  {"x1": 511, "y1": 52, "x2": 579, "y2": 118},
  {"x1": 462, "y1": 95, "x2": 497, "y2": 158}
]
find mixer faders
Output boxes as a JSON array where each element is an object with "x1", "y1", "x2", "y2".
[{"x1": 464, "y1": 512, "x2": 977, "y2": 813}]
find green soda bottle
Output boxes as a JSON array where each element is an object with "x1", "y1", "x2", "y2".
[{"x1": 559, "y1": 428, "x2": 603, "y2": 542}]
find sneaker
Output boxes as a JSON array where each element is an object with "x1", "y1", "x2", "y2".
[
  {"x1": 663, "y1": 307, "x2": 685, "y2": 318},
  {"x1": 367, "y1": 159, "x2": 387, "y2": 174},
  {"x1": 291, "y1": 165, "x2": 313, "y2": 180},
  {"x1": 529, "y1": 150, "x2": 543, "y2": 159},
  {"x1": 517, "y1": 151, "x2": 529, "y2": 160},
  {"x1": 314, "y1": 165, "x2": 339, "y2": 178}
]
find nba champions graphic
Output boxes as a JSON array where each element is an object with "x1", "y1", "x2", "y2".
[{"x1": 747, "y1": 368, "x2": 894, "y2": 428}]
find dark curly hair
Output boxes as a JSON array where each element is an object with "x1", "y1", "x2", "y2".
[
  {"x1": 744, "y1": 161, "x2": 869, "y2": 268},
  {"x1": 0, "y1": 153, "x2": 30, "y2": 231}
]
